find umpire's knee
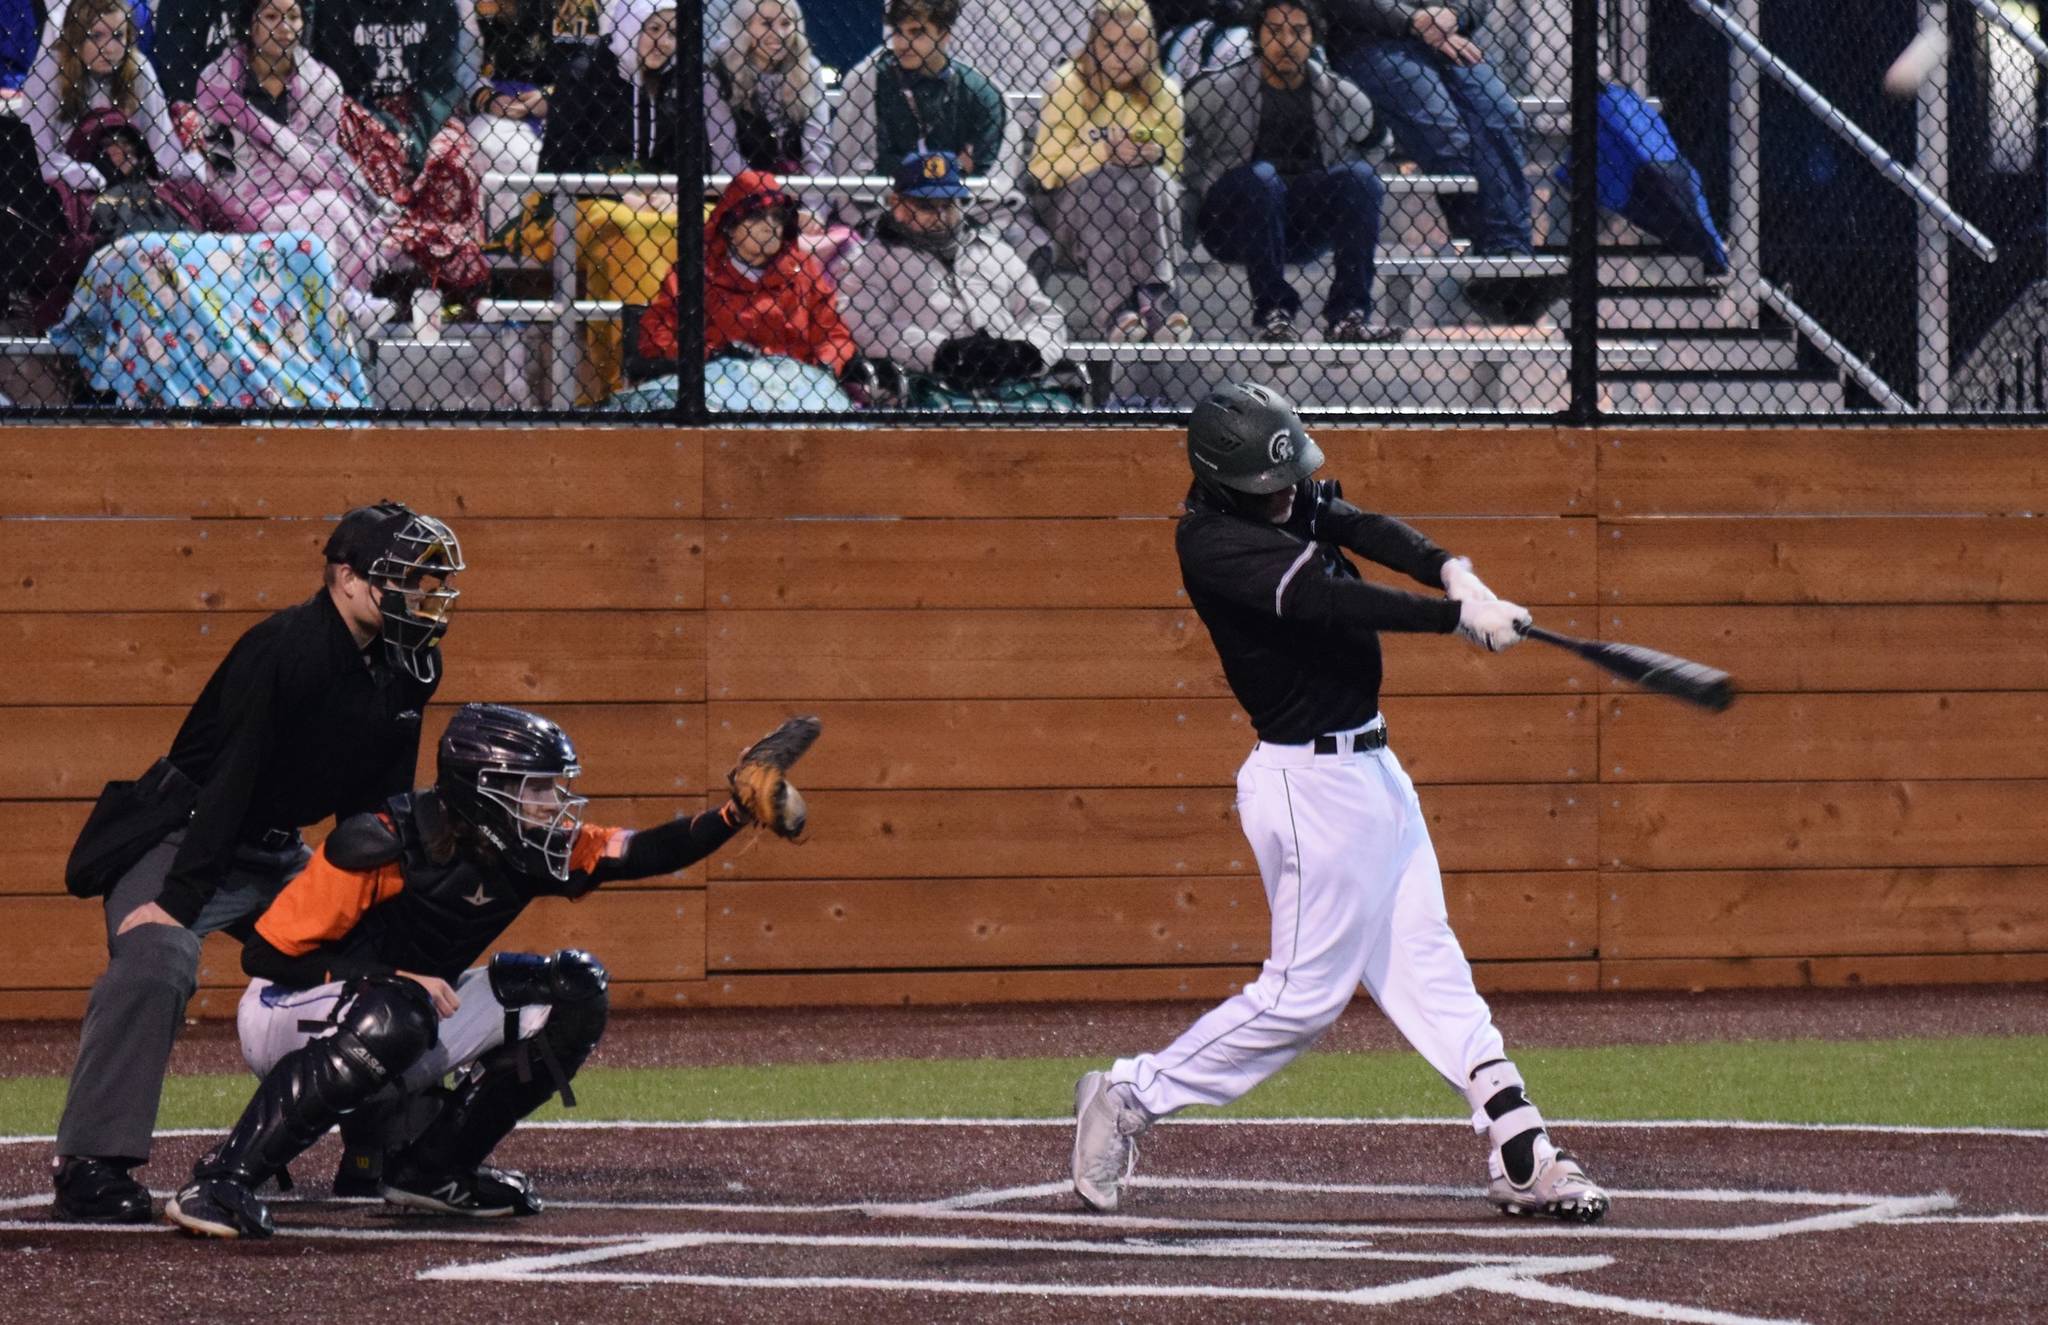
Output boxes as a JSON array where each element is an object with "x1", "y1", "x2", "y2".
[{"x1": 103, "y1": 922, "x2": 202, "y2": 1004}]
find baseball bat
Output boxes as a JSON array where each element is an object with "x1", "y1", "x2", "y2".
[{"x1": 1514, "y1": 621, "x2": 1737, "y2": 712}]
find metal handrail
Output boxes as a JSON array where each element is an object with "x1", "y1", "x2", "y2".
[
  {"x1": 1681, "y1": 0, "x2": 1998, "y2": 262},
  {"x1": 1963, "y1": 0, "x2": 2048, "y2": 70},
  {"x1": 1757, "y1": 280, "x2": 1913, "y2": 412}
]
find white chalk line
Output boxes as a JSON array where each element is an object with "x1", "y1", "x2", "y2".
[
  {"x1": 4, "y1": 1115, "x2": 2046, "y2": 1146},
  {"x1": 1472, "y1": 1272, "x2": 1808, "y2": 1325}
]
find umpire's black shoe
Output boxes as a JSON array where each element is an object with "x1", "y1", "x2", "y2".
[
  {"x1": 165, "y1": 1178, "x2": 275, "y2": 1240},
  {"x1": 50, "y1": 1155, "x2": 152, "y2": 1224},
  {"x1": 380, "y1": 1160, "x2": 543, "y2": 1217}
]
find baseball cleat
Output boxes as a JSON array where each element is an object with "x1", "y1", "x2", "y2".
[
  {"x1": 1487, "y1": 1147, "x2": 1610, "y2": 1223},
  {"x1": 380, "y1": 1161, "x2": 543, "y2": 1217},
  {"x1": 50, "y1": 1156, "x2": 152, "y2": 1224},
  {"x1": 165, "y1": 1178, "x2": 275, "y2": 1240},
  {"x1": 1071, "y1": 1070, "x2": 1150, "y2": 1212}
]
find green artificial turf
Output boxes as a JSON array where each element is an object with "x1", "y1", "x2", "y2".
[{"x1": 3, "y1": 1035, "x2": 2043, "y2": 1135}]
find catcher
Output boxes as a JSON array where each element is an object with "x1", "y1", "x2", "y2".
[{"x1": 165, "y1": 702, "x2": 819, "y2": 1240}]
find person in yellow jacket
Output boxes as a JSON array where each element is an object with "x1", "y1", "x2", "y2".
[{"x1": 1027, "y1": 0, "x2": 1189, "y2": 343}]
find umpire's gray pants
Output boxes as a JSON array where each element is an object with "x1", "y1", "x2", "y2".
[
  {"x1": 54, "y1": 828, "x2": 310, "y2": 1164},
  {"x1": 1048, "y1": 163, "x2": 1177, "y2": 332}
]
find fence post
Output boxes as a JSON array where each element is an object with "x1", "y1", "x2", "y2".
[
  {"x1": 678, "y1": 2, "x2": 708, "y2": 426},
  {"x1": 1567, "y1": 0, "x2": 1603, "y2": 424}
]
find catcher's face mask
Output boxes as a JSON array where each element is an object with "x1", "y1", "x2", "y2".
[
  {"x1": 475, "y1": 766, "x2": 588, "y2": 882},
  {"x1": 367, "y1": 513, "x2": 465, "y2": 684}
]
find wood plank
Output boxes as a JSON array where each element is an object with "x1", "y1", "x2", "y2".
[
  {"x1": 1600, "y1": 868, "x2": 2048, "y2": 959},
  {"x1": 705, "y1": 608, "x2": 1599, "y2": 700},
  {"x1": 1599, "y1": 605, "x2": 2048, "y2": 693},
  {"x1": 1600, "y1": 516, "x2": 2048, "y2": 605},
  {"x1": 1601, "y1": 429, "x2": 2048, "y2": 516},
  {"x1": 706, "y1": 872, "x2": 1594, "y2": 970},
  {"x1": 1597, "y1": 953, "x2": 2048, "y2": 991},
  {"x1": 1600, "y1": 781, "x2": 2048, "y2": 870},
  {"x1": 707, "y1": 517, "x2": 1591, "y2": 610},
  {"x1": 0, "y1": 610, "x2": 704, "y2": 706},
  {"x1": 713, "y1": 784, "x2": 1595, "y2": 880},
  {"x1": 707, "y1": 696, "x2": 1595, "y2": 789},
  {"x1": 1601, "y1": 692, "x2": 2048, "y2": 782},
  {"x1": 0, "y1": 704, "x2": 706, "y2": 800},
  {"x1": 0, "y1": 797, "x2": 709, "y2": 896},
  {"x1": 2, "y1": 888, "x2": 705, "y2": 992},
  {"x1": 0, "y1": 427, "x2": 700, "y2": 518},
  {"x1": 705, "y1": 428, "x2": 1588, "y2": 518},
  {"x1": 0, "y1": 958, "x2": 1600, "y2": 1020},
  {"x1": 0, "y1": 518, "x2": 705, "y2": 612}
]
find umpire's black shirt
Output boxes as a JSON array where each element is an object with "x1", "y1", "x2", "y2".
[
  {"x1": 155, "y1": 591, "x2": 437, "y2": 926},
  {"x1": 1177, "y1": 479, "x2": 1462, "y2": 743}
]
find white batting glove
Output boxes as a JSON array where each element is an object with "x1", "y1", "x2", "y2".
[
  {"x1": 1457, "y1": 597, "x2": 1532, "y2": 652},
  {"x1": 1440, "y1": 556, "x2": 1497, "y2": 604}
]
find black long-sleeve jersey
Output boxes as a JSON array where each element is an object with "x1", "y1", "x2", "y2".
[
  {"x1": 1176, "y1": 478, "x2": 1462, "y2": 742},
  {"x1": 241, "y1": 791, "x2": 744, "y2": 987},
  {"x1": 157, "y1": 591, "x2": 437, "y2": 926}
]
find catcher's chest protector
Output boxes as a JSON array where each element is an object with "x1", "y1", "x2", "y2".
[{"x1": 354, "y1": 796, "x2": 557, "y2": 981}]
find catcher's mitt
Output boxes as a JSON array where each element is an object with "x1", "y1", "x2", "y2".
[{"x1": 727, "y1": 714, "x2": 822, "y2": 839}]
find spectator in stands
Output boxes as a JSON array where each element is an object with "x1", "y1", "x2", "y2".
[
  {"x1": 1183, "y1": 0, "x2": 1391, "y2": 343},
  {"x1": 196, "y1": 0, "x2": 394, "y2": 322},
  {"x1": 947, "y1": 0, "x2": 1078, "y2": 110},
  {"x1": 1324, "y1": 0, "x2": 1552, "y2": 321},
  {"x1": 467, "y1": 0, "x2": 602, "y2": 232},
  {"x1": 635, "y1": 169, "x2": 855, "y2": 386},
  {"x1": 1029, "y1": 0, "x2": 1187, "y2": 343},
  {"x1": 2, "y1": 0, "x2": 38, "y2": 93},
  {"x1": 836, "y1": 149, "x2": 1066, "y2": 393},
  {"x1": 826, "y1": 0, "x2": 1003, "y2": 182},
  {"x1": 540, "y1": 0, "x2": 674, "y2": 173},
  {"x1": 309, "y1": 0, "x2": 488, "y2": 302},
  {"x1": 23, "y1": 0, "x2": 205, "y2": 192},
  {"x1": 704, "y1": 0, "x2": 830, "y2": 181}
]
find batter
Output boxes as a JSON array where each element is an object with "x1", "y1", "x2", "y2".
[{"x1": 1070, "y1": 379, "x2": 1609, "y2": 1222}]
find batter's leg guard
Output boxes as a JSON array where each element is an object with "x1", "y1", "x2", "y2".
[
  {"x1": 1466, "y1": 1059, "x2": 1609, "y2": 1223},
  {"x1": 169, "y1": 978, "x2": 437, "y2": 1239},
  {"x1": 383, "y1": 986, "x2": 609, "y2": 1217}
]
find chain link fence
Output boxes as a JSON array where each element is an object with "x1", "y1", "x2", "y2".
[{"x1": 0, "y1": 0, "x2": 2036, "y2": 420}]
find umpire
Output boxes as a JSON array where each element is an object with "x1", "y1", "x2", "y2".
[{"x1": 49, "y1": 502, "x2": 465, "y2": 1223}]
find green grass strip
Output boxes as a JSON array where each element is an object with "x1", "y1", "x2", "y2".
[{"x1": 2, "y1": 1036, "x2": 2042, "y2": 1136}]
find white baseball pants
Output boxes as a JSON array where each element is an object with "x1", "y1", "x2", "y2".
[
  {"x1": 1112, "y1": 719, "x2": 1508, "y2": 1116},
  {"x1": 237, "y1": 969, "x2": 552, "y2": 1093}
]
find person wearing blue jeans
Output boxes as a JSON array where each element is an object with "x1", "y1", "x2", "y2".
[
  {"x1": 1181, "y1": 0, "x2": 1395, "y2": 342},
  {"x1": 1326, "y1": 0, "x2": 1558, "y2": 321},
  {"x1": 1197, "y1": 159, "x2": 1384, "y2": 340}
]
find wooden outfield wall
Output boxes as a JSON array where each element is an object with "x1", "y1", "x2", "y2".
[{"x1": 1, "y1": 424, "x2": 2045, "y2": 1019}]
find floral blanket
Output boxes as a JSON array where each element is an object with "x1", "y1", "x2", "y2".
[{"x1": 49, "y1": 230, "x2": 373, "y2": 409}]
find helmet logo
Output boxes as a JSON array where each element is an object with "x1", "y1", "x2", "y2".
[{"x1": 1268, "y1": 430, "x2": 1295, "y2": 463}]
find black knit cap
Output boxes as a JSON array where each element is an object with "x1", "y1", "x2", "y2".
[{"x1": 322, "y1": 501, "x2": 416, "y2": 575}]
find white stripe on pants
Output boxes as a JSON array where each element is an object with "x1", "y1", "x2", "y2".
[
  {"x1": 237, "y1": 969, "x2": 551, "y2": 1094},
  {"x1": 1113, "y1": 729, "x2": 1507, "y2": 1116}
]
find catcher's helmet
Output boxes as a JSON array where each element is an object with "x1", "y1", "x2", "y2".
[
  {"x1": 324, "y1": 501, "x2": 465, "y2": 685},
  {"x1": 437, "y1": 703, "x2": 588, "y2": 882},
  {"x1": 1186, "y1": 381, "x2": 1324, "y2": 496}
]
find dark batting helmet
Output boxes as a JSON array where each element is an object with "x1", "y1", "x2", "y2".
[
  {"x1": 324, "y1": 501, "x2": 465, "y2": 685},
  {"x1": 437, "y1": 703, "x2": 588, "y2": 883},
  {"x1": 1186, "y1": 381, "x2": 1324, "y2": 496}
]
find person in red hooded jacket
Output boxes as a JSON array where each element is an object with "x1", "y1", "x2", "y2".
[{"x1": 635, "y1": 169, "x2": 854, "y2": 379}]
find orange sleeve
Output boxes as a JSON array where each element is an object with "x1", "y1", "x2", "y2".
[
  {"x1": 254, "y1": 847, "x2": 405, "y2": 957},
  {"x1": 567, "y1": 823, "x2": 632, "y2": 879},
  {"x1": 642, "y1": 268, "x2": 680, "y2": 362}
]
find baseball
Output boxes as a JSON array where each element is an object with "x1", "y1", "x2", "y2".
[{"x1": 1883, "y1": 24, "x2": 1948, "y2": 99}]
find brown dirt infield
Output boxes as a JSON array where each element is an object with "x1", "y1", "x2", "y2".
[{"x1": 2, "y1": 988, "x2": 2045, "y2": 1324}]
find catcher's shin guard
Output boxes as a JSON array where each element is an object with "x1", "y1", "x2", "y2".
[
  {"x1": 198, "y1": 977, "x2": 438, "y2": 1191},
  {"x1": 393, "y1": 985, "x2": 609, "y2": 1186}
]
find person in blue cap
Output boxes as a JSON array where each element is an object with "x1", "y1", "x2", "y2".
[{"x1": 835, "y1": 149, "x2": 1068, "y2": 396}]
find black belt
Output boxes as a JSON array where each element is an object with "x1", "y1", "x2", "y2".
[
  {"x1": 244, "y1": 827, "x2": 301, "y2": 852},
  {"x1": 1313, "y1": 726, "x2": 1388, "y2": 756}
]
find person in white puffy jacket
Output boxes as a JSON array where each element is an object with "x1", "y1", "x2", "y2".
[{"x1": 834, "y1": 148, "x2": 1066, "y2": 384}]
